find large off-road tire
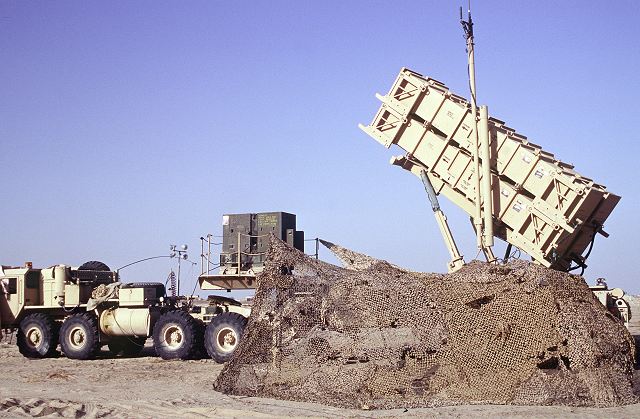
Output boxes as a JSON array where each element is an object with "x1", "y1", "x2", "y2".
[
  {"x1": 59, "y1": 313, "x2": 100, "y2": 360},
  {"x1": 78, "y1": 261, "x2": 110, "y2": 271},
  {"x1": 205, "y1": 312, "x2": 247, "y2": 363},
  {"x1": 152, "y1": 310, "x2": 201, "y2": 360},
  {"x1": 16, "y1": 313, "x2": 59, "y2": 358},
  {"x1": 108, "y1": 337, "x2": 146, "y2": 357}
]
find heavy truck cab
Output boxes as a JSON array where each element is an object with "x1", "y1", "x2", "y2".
[
  {"x1": 0, "y1": 263, "x2": 116, "y2": 325},
  {"x1": 2, "y1": 266, "x2": 35, "y2": 342},
  {"x1": 0, "y1": 262, "x2": 122, "y2": 356}
]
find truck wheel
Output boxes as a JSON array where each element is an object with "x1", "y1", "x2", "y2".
[
  {"x1": 108, "y1": 337, "x2": 146, "y2": 357},
  {"x1": 152, "y1": 310, "x2": 201, "y2": 360},
  {"x1": 17, "y1": 313, "x2": 59, "y2": 358},
  {"x1": 59, "y1": 313, "x2": 100, "y2": 360},
  {"x1": 78, "y1": 261, "x2": 110, "y2": 271},
  {"x1": 205, "y1": 312, "x2": 247, "y2": 363}
]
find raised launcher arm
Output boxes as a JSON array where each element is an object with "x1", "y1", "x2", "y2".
[{"x1": 359, "y1": 67, "x2": 620, "y2": 273}]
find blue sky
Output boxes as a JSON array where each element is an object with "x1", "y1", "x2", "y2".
[{"x1": 1, "y1": 1, "x2": 639, "y2": 295}]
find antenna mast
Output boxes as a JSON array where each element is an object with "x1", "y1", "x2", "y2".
[{"x1": 460, "y1": 3, "x2": 496, "y2": 261}]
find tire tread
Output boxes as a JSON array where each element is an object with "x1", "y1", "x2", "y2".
[
  {"x1": 205, "y1": 312, "x2": 247, "y2": 363},
  {"x1": 59, "y1": 312, "x2": 100, "y2": 360},
  {"x1": 152, "y1": 310, "x2": 200, "y2": 360},
  {"x1": 17, "y1": 313, "x2": 59, "y2": 358}
]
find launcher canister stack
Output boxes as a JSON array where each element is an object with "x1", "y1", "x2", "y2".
[{"x1": 360, "y1": 68, "x2": 620, "y2": 272}]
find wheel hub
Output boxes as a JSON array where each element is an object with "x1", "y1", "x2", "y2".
[
  {"x1": 163, "y1": 325, "x2": 184, "y2": 349},
  {"x1": 217, "y1": 327, "x2": 238, "y2": 352},
  {"x1": 25, "y1": 326, "x2": 42, "y2": 349},
  {"x1": 69, "y1": 326, "x2": 87, "y2": 349}
]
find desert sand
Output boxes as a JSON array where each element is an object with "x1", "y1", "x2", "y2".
[{"x1": 0, "y1": 341, "x2": 639, "y2": 418}]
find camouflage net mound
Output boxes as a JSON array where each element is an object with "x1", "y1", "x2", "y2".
[{"x1": 214, "y1": 238, "x2": 636, "y2": 408}]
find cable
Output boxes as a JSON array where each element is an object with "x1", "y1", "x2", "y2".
[
  {"x1": 566, "y1": 229, "x2": 597, "y2": 274},
  {"x1": 164, "y1": 270, "x2": 176, "y2": 292},
  {"x1": 116, "y1": 255, "x2": 174, "y2": 273},
  {"x1": 190, "y1": 276, "x2": 201, "y2": 300},
  {"x1": 494, "y1": 246, "x2": 522, "y2": 264},
  {"x1": 582, "y1": 230, "x2": 597, "y2": 261},
  {"x1": 109, "y1": 311, "x2": 146, "y2": 349},
  {"x1": 190, "y1": 282, "x2": 199, "y2": 299},
  {"x1": 203, "y1": 263, "x2": 221, "y2": 276},
  {"x1": 62, "y1": 304, "x2": 80, "y2": 313}
]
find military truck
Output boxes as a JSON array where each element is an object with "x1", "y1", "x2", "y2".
[
  {"x1": 0, "y1": 211, "x2": 305, "y2": 362},
  {"x1": 0, "y1": 261, "x2": 204, "y2": 360}
]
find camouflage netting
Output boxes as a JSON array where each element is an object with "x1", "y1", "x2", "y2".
[{"x1": 214, "y1": 238, "x2": 636, "y2": 408}]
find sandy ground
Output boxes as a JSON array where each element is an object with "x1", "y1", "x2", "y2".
[{"x1": 0, "y1": 342, "x2": 639, "y2": 418}]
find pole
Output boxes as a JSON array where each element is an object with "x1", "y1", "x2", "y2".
[
  {"x1": 207, "y1": 234, "x2": 212, "y2": 274},
  {"x1": 176, "y1": 254, "x2": 181, "y2": 296},
  {"x1": 461, "y1": 6, "x2": 483, "y2": 250},
  {"x1": 200, "y1": 237, "x2": 205, "y2": 276},
  {"x1": 479, "y1": 105, "x2": 494, "y2": 248},
  {"x1": 237, "y1": 232, "x2": 241, "y2": 276}
]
